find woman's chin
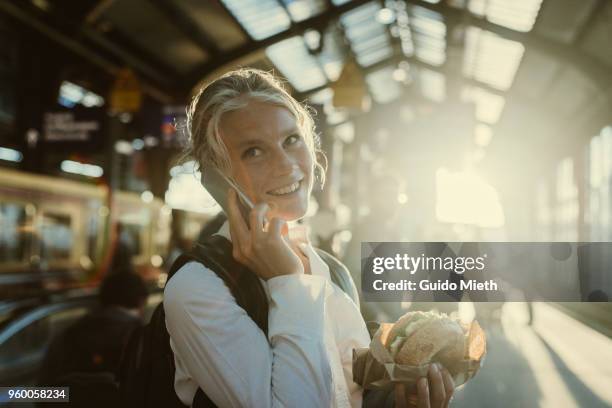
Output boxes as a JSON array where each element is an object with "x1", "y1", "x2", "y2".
[
  {"x1": 267, "y1": 203, "x2": 307, "y2": 222},
  {"x1": 263, "y1": 195, "x2": 307, "y2": 220},
  {"x1": 270, "y1": 209, "x2": 306, "y2": 222}
]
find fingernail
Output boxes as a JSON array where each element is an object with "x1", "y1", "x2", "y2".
[{"x1": 431, "y1": 363, "x2": 439, "y2": 373}]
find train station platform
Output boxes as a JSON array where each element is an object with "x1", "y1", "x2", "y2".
[
  {"x1": 1, "y1": 297, "x2": 611, "y2": 407},
  {"x1": 454, "y1": 302, "x2": 612, "y2": 407}
]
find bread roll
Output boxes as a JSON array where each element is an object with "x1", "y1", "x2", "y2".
[{"x1": 385, "y1": 311, "x2": 468, "y2": 367}]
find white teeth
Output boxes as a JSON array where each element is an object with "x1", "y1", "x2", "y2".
[{"x1": 269, "y1": 181, "x2": 300, "y2": 196}]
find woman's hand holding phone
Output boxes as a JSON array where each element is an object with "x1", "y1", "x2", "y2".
[{"x1": 227, "y1": 189, "x2": 304, "y2": 280}]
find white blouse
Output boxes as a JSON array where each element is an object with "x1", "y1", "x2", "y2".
[{"x1": 164, "y1": 221, "x2": 370, "y2": 407}]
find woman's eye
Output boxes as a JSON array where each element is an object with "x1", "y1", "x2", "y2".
[
  {"x1": 243, "y1": 147, "x2": 262, "y2": 158},
  {"x1": 284, "y1": 134, "x2": 301, "y2": 146}
]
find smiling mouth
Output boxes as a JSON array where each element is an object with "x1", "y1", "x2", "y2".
[{"x1": 268, "y1": 180, "x2": 301, "y2": 196}]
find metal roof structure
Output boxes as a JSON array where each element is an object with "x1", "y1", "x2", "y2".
[{"x1": 1, "y1": 0, "x2": 610, "y2": 145}]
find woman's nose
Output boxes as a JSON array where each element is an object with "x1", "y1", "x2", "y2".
[{"x1": 272, "y1": 149, "x2": 297, "y2": 176}]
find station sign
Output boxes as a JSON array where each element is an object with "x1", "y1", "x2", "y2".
[
  {"x1": 42, "y1": 106, "x2": 105, "y2": 150},
  {"x1": 109, "y1": 68, "x2": 142, "y2": 113},
  {"x1": 161, "y1": 105, "x2": 188, "y2": 148}
]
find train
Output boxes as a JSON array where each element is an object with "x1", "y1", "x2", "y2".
[{"x1": 0, "y1": 168, "x2": 216, "y2": 300}]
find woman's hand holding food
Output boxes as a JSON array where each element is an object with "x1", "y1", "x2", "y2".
[
  {"x1": 395, "y1": 362, "x2": 455, "y2": 408},
  {"x1": 413, "y1": 363, "x2": 455, "y2": 408},
  {"x1": 227, "y1": 189, "x2": 304, "y2": 280},
  {"x1": 382, "y1": 311, "x2": 486, "y2": 408}
]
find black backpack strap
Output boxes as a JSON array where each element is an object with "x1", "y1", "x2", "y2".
[
  {"x1": 163, "y1": 235, "x2": 269, "y2": 408},
  {"x1": 189, "y1": 235, "x2": 269, "y2": 335},
  {"x1": 315, "y1": 248, "x2": 360, "y2": 305}
]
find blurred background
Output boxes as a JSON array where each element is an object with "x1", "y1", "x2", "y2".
[{"x1": 0, "y1": 0, "x2": 611, "y2": 406}]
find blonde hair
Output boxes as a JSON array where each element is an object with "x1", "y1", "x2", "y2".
[{"x1": 182, "y1": 68, "x2": 326, "y2": 186}]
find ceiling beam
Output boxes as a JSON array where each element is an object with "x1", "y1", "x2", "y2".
[
  {"x1": 84, "y1": 0, "x2": 116, "y2": 25},
  {"x1": 149, "y1": 0, "x2": 221, "y2": 57},
  {"x1": 0, "y1": 0, "x2": 176, "y2": 103},
  {"x1": 571, "y1": 0, "x2": 607, "y2": 45},
  {"x1": 80, "y1": 25, "x2": 177, "y2": 86},
  {"x1": 213, "y1": 0, "x2": 254, "y2": 41}
]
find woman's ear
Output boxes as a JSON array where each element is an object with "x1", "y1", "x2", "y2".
[{"x1": 314, "y1": 151, "x2": 328, "y2": 189}]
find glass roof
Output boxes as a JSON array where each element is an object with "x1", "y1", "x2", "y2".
[
  {"x1": 469, "y1": 0, "x2": 544, "y2": 32},
  {"x1": 208, "y1": 0, "x2": 591, "y2": 121},
  {"x1": 220, "y1": 0, "x2": 291, "y2": 40},
  {"x1": 366, "y1": 66, "x2": 402, "y2": 104},
  {"x1": 341, "y1": 2, "x2": 394, "y2": 68},
  {"x1": 317, "y1": 26, "x2": 346, "y2": 82},
  {"x1": 266, "y1": 36, "x2": 327, "y2": 92},
  {"x1": 463, "y1": 26, "x2": 525, "y2": 91},
  {"x1": 281, "y1": 0, "x2": 327, "y2": 22},
  {"x1": 331, "y1": 0, "x2": 353, "y2": 5},
  {"x1": 408, "y1": 4, "x2": 447, "y2": 66},
  {"x1": 386, "y1": 1, "x2": 415, "y2": 58}
]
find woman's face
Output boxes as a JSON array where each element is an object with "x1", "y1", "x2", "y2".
[{"x1": 219, "y1": 100, "x2": 314, "y2": 221}]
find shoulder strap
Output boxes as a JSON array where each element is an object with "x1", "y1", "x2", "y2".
[
  {"x1": 315, "y1": 248, "x2": 360, "y2": 305},
  {"x1": 166, "y1": 235, "x2": 270, "y2": 408},
  {"x1": 169, "y1": 234, "x2": 269, "y2": 335}
]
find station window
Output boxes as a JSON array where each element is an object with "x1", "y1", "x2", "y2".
[
  {"x1": 39, "y1": 213, "x2": 73, "y2": 261},
  {"x1": 0, "y1": 203, "x2": 29, "y2": 263},
  {"x1": 554, "y1": 157, "x2": 578, "y2": 241},
  {"x1": 587, "y1": 126, "x2": 612, "y2": 241}
]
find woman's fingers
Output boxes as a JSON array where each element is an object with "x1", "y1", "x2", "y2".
[
  {"x1": 441, "y1": 367, "x2": 455, "y2": 408},
  {"x1": 394, "y1": 384, "x2": 408, "y2": 408},
  {"x1": 268, "y1": 217, "x2": 286, "y2": 238},
  {"x1": 249, "y1": 202, "x2": 269, "y2": 243},
  {"x1": 429, "y1": 363, "x2": 447, "y2": 408},
  {"x1": 416, "y1": 377, "x2": 431, "y2": 408}
]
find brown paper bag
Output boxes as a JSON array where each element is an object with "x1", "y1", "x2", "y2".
[{"x1": 353, "y1": 322, "x2": 486, "y2": 407}]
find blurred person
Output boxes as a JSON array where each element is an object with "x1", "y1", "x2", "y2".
[
  {"x1": 38, "y1": 271, "x2": 148, "y2": 406},
  {"x1": 160, "y1": 69, "x2": 455, "y2": 408},
  {"x1": 165, "y1": 210, "x2": 197, "y2": 270},
  {"x1": 110, "y1": 223, "x2": 136, "y2": 274}
]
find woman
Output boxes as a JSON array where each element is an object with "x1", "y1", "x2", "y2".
[{"x1": 164, "y1": 68, "x2": 455, "y2": 408}]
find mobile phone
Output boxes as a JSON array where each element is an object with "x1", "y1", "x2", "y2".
[{"x1": 201, "y1": 167, "x2": 254, "y2": 222}]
